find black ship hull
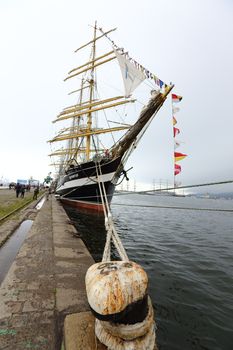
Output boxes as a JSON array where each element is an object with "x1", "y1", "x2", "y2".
[
  {"x1": 56, "y1": 156, "x2": 123, "y2": 212},
  {"x1": 53, "y1": 88, "x2": 173, "y2": 213}
]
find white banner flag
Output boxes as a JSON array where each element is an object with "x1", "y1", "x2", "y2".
[
  {"x1": 172, "y1": 106, "x2": 180, "y2": 114},
  {"x1": 114, "y1": 49, "x2": 146, "y2": 97}
]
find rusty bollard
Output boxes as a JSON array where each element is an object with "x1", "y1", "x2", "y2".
[{"x1": 85, "y1": 261, "x2": 156, "y2": 350}]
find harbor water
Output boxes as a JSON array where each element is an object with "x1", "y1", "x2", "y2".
[{"x1": 64, "y1": 193, "x2": 233, "y2": 350}]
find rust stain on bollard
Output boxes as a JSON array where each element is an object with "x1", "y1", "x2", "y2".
[{"x1": 86, "y1": 261, "x2": 148, "y2": 316}]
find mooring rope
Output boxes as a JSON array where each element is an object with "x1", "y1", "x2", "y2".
[
  {"x1": 95, "y1": 161, "x2": 129, "y2": 262},
  {"x1": 86, "y1": 161, "x2": 156, "y2": 350}
]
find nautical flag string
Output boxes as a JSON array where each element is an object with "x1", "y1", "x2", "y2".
[
  {"x1": 97, "y1": 26, "x2": 167, "y2": 91},
  {"x1": 114, "y1": 47, "x2": 167, "y2": 90},
  {"x1": 171, "y1": 93, "x2": 187, "y2": 180}
]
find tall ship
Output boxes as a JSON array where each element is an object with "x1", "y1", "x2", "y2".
[{"x1": 48, "y1": 23, "x2": 173, "y2": 212}]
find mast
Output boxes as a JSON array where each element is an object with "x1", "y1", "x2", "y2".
[
  {"x1": 49, "y1": 24, "x2": 135, "y2": 164},
  {"x1": 49, "y1": 24, "x2": 174, "y2": 172},
  {"x1": 72, "y1": 78, "x2": 85, "y2": 162},
  {"x1": 86, "y1": 21, "x2": 97, "y2": 161}
]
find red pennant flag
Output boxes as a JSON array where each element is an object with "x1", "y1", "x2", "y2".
[
  {"x1": 172, "y1": 94, "x2": 182, "y2": 103},
  {"x1": 174, "y1": 163, "x2": 181, "y2": 176},
  {"x1": 173, "y1": 127, "x2": 180, "y2": 138}
]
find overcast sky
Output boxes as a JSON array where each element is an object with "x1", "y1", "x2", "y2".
[{"x1": 0, "y1": 0, "x2": 232, "y2": 193}]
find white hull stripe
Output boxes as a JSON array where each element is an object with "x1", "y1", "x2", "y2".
[{"x1": 56, "y1": 171, "x2": 115, "y2": 192}]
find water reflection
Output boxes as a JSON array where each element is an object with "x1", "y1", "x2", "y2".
[
  {"x1": 63, "y1": 206, "x2": 121, "y2": 261},
  {"x1": 0, "y1": 220, "x2": 33, "y2": 284}
]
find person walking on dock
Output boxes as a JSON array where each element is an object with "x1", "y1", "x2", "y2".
[
  {"x1": 20, "y1": 185, "x2": 25, "y2": 198},
  {"x1": 33, "y1": 186, "x2": 39, "y2": 200},
  {"x1": 15, "y1": 183, "x2": 21, "y2": 198},
  {"x1": 46, "y1": 187, "x2": 51, "y2": 200}
]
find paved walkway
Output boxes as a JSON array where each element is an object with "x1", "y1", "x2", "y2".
[{"x1": 0, "y1": 196, "x2": 94, "y2": 349}]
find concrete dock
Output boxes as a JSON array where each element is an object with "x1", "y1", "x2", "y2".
[{"x1": 0, "y1": 195, "x2": 94, "y2": 349}]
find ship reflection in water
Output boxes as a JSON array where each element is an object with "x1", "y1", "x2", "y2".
[{"x1": 63, "y1": 205, "x2": 113, "y2": 262}]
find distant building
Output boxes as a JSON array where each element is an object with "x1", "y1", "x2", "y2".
[
  {"x1": 17, "y1": 179, "x2": 28, "y2": 185},
  {"x1": 16, "y1": 179, "x2": 40, "y2": 187},
  {"x1": 29, "y1": 179, "x2": 39, "y2": 187}
]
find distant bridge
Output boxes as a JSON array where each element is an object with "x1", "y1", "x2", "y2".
[
  {"x1": 117, "y1": 180, "x2": 233, "y2": 195},
  {"x1": 142, "y1": 180, "x2": 233, "y2": 193}
]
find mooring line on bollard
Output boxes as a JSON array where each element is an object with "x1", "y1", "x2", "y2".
[
  {"x1": 84, "y1": 161, "x2": 157, "y2": 350},
  {"x1": 96, "y1": 161, "x2": 129, "y2": 261}
]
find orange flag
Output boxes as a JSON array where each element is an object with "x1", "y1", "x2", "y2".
[{"x1": 174, "y1": 152, "x2": 187, "y2": 162}]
